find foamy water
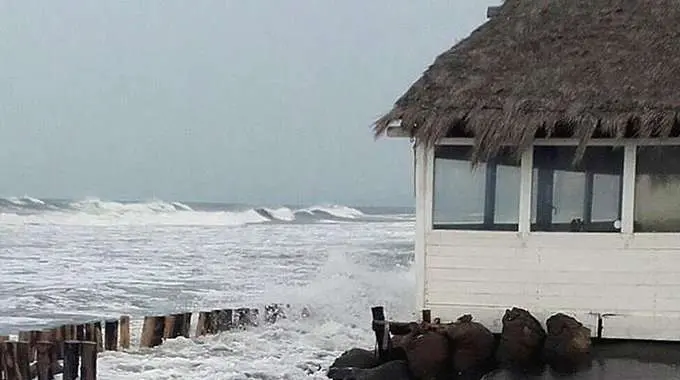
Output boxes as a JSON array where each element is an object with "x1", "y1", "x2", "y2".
[{"x1": 0, "y1": 197, "x2": 415, "y2": 379}]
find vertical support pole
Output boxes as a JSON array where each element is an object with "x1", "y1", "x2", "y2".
[
  {"x1": 62, "y1": 342, "x2": 80, "y2": 380},
  {"x1": 181, "y1": 313, "x2": 192, "y2": 338},
  {"x1": 518, "y1": 146, "x2": 534, "y2": 235},
  {"x1": 170, "y1": 313, "x2": 188, "y2": 339},
  {"x1": 371, "y1": 306, "x2": 390, "y2": 363},
  {"x1": 163, "y1": 315, "x2": 176, "y2": 339},
  {"x1": 79, "y1": 342, "x2": 97, "y2": 380},
  {"x1": 0, "y1": 336, "x2": 7, "y2": 380},
  {"x1": 104, "y1": 320, "x2": 119, "y2": 351},
  {"x1": 119, "y1": 316, "x2": 131, "y2": 349},
  {"x1": 196, "y1": 312, "x2": 208, "y2": 337},
  {"x1": 583, "y1": 171, "x2": 594, "y2": 225},
  {"x1": 35, "y1": 341, "x2": 54, "y2": 380},
  {"x1": 2, "y1": 341, "x2": 30, "y2": 380},
  {"x1": 483, "y1": 161, "x2": 498, "y2": 228},
  {"x1": 215, "y1": 310, "x2": 233, "y2": 331},
  {"x1": 621, "y1": 143, "x2": 637, "y2": 234},
  {"x1": 75, "y1": 325, "x2": 85, "y2": 342},
  {"x1": 140, "y1": 316, "x2": 165, "y2": 348},
  {"x1": 421, "y1": 309, "x2": 431, "y2": 324},
  {"x1": 93, "y1": 322, "x2": 103, "y2": 353}
]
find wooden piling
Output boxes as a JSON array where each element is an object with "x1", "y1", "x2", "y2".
[
  {"x1": 181, "y1": 312, "x2": 192, "y2": 338},
  {"x1": 196, "y1": 311, "x2": 209, "y2": 337},
  {"x1": 93, "y1": 321, "x2": 103, "y2": 352},
  {"x1": 213, "y1": 310, "x2": 233, "y2": 332},
  {"x1": 422, "y1": 309, "x2": 432, "y2": 324},
  {"x1": 140, "y1": 316, "x2": 165, "y2": 348},
  {"x1": 62, "y1": 341, "x2": 80, "y2": 380},
  {"x1": 0, "y1": 336, "x2": 6, "y2": 380},
  {"x1": 104, "y1": 320, "x2": 119, "y2": 351},
  {"x1": 62, "y1": 325, "x2": 76, "y2": 341},
  {"x1": 167, "y1": 313, "x2": 190, "y2": 339},
  {"x1": 35, "y1": 341, "x2": 54, "y2": 380},
  {"x1": 2, "y1": 341, "x2": 30, "y2": 380},
  {"x1": 79, "y1": 342, "x2": 96, "y2": 380},
  {"x1": 119, "y1": 316, "x2": 130, "y2": 349},
  {"x1": 75, "y1": 325, "x2": 85, "y2": 342},
  {"x1": 163, "y1": 314, "x2": 177, "y2": 339},
  {"x1": 371, "y1": 306, "x2": 390, "y2": 362}
]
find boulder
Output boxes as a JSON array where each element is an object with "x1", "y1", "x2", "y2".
[
  {"x1": 445, "y1": 314, "x2": 497, "y2": 377},
  {"x1": 328, "y1": 348, "x2": 380, "y2": 373},
  {"x1": 543, "y1": 313, "x2": 592, "y2": 373},
  {"x1": 496, "y1": 308, "x2": 546, "y2": 372},
  {"x1": 401, "y1": 326, "x2": 451, "y2": 380},
  {"x1": 327, "y1": 360, "x2": 413, "y2": 380}
]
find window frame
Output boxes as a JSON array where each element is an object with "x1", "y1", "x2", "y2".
[{"x1": 430, "y1": 138, "x2": 680, "y2": 235}]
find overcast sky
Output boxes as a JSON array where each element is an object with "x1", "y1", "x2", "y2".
[{"x1": 0, "y1": 1, "x2": 498, "y2": 206}]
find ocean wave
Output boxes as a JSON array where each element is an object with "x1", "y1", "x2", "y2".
[{"x1": 0, "y1": 196, "x2": 410, "y2": 226}]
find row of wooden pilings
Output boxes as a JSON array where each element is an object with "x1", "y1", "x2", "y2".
[{"x1": 0, "y1": 304, "x2": 287, "y2": 380}]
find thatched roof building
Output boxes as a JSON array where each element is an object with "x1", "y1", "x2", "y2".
[{"x1": 374, "y1": 0, "x2": 680, "y2": 161}]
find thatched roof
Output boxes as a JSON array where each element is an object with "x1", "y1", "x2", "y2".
[{"x1": 374, "y1": 0, "x2": 680, "y2": 161}]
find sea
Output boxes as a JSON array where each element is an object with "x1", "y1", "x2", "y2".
[{"x1": 1, "y1": 196, "x2": 679, "y2": 379}]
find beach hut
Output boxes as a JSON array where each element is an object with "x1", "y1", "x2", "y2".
[{"x1": 374, "y1": 0, "x2": 680, "y2": 341}]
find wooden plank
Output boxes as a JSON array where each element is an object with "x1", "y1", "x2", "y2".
[
  {"x1": 140, "y1": 316, "x2": 165, "y2": 348},
  {"x1": 119, "y1": 316, "x2": 131, "y2": 349},
  {"x1": 2, "y1": 341, "x2": 30, "y2": 380},
  {"x1": 93, "y1": 322, "x2": 103, "y2": 353},
  {"x1": 35, "y1": 341, "x2": 54, "y2": 380},
  {"x1": 62, "y1": 341, "x2": 80, "y2": 380},
  {"x1": 181, "y1": 313, "x2": 192, "y2": 338},
  {"x1": 104, "y1": 320, "x2": 119, "y2": 351},
  {"x1": 163, "y1": 315, "x2": 176, "y2": 339},
  {"x1": 79, "y1": 342, "x2": 97, "y2": 380},
  {"x1": 170, "y1": 313, "x2": 189, "y2": 339}
]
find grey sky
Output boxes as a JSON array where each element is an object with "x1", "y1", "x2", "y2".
[{"x1": 0, "y1": 1, "x2": 498, "y2": 206}]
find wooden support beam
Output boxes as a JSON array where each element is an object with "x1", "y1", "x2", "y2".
[
  {"x1": 181, "y1": 313, "x2": 192, "y2": 338},
  {"x1": 79, "y1": 342, "x2": 97, "y2": 380},
  {"x1": 104, "y1": 320, "x2": 119, "y2": 351},
  {"x1": 35, "y1": 341, "x2": 54, "y2": 380},
  {"x1": 119, "y1": 316, "x2": 131, "y2": 349},
  {"x1": 213, "y1": 310, "x2": 233, "y2": 332},
  {"x1": 2, "y1": 341, "x2": 30, "y2": 380},
  {"x1": 140, "y1": 316, "x2": 165, "y2": 348},
  {"x1": 93, "y1": 322, "x2": 103, "y2": 353},
  {"x1": 371, "y1": 320, "x2": 413, "y2": 336},
  {"x1": 163, "y1": 315, "x2": 176, "y2": 340},
  {"x1": 62, "y1": 341, "x2": 80, "y2": 380},
  {"x1": 487, "y1": 5, "x2": 501, "y2": 18},
  {"x1": 196, "y1": 312, "x2": 209, "y2": 337},
  {"x1": 371, "y1": 306, "x2": 391, "y2": 362}
]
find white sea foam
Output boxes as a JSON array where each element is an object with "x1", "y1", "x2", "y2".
[{"x1": 0, "y1": 213, "x2": 415, "y2": 379}]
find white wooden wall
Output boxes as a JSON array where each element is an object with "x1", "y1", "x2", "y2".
[{"x1": 415, "y1": 140, "x2": 680, "y2": 341}]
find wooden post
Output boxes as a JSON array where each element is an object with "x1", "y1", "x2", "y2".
[
  {"x1": 62, "y1": 342, "x2": 80, "y2": 380},
  {"x1": 140, "y1": 316, "x2": 165, "y2": 348},
  {"x1": 169, "y1": 313, "x2": 189, "y2": 339},
  {"x1": 104, "y1": 320, "x2": 119, "y2": 351},
  {"x1": 35, "y1": 342, "x2": 54, "y2": 380},
  {"x1": 0, "y1": 336, "x2": 7, "y2": 380},
  {"x1": 213, "y1": 310, "x2": 233, "y2": 332},
  {"x1": 371, "y1": 306, "x2": 390, "y2": 362},
  {"x1": 79, "y1": 342, "x2": 96, "y2": 380},
  {"x1": 2, "y1": 341, "x2": 30, "y2": 380},
  {"x1": 195, "y1": 312, "x2": 207, "y2": 337},
  {"x1": 119, "y1": 316, "x2": 130, "y2": 349},
  {"x1": 76, "y1": 325, "x2": 86, "y2": 342},
  {"x1": 93, "y1": 322, "x2": 103, "y2": 353},
  {"x1": 422, "y1": 309, "x2": 432, "y2": 324},
  {"x1": 62, "y1": 325, "x2": 76, "y2": 341},
  {"x1": 181, "y1": 313, "x2": 192, "y2": 338},
  {"x1": 163, "y1": 315, "x2": 176, "y2": 339}
]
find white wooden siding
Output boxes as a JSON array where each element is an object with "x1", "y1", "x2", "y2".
[{"x1": 416, "y1": 140, "x2": 680, "y2": 341}]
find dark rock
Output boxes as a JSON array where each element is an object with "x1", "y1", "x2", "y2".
[
  {"x1": 496, "y1": 308, "x2": 546, "y2": 373},
  {"x1": 328, "y1": 360, "x2": 413, "y2": 380},
  {"x1": 445, "y1": 314, "x2": 497, "y2": 377},
  {"x1": 328, "y1": 348, "x2": 380, "y2": 373},
  {"x1": 543, "y1": 313, "x2": 592, "y2": 373},
  {"x1": 401, "y1": 325, "x2": 450, "y2": 380}
]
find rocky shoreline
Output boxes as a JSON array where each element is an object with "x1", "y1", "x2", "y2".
[{"x1": 327, "y1": 307, "x2": 595, "y2": 380}]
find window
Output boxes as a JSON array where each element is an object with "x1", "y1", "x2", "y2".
[
  {"x1": 634, "y1": 146, "x2": 680, "y2": 232},
  {"x1": 531, "y1": 146, "x2": 623, "y2": 232},
  {"x1": 432, "y1": 146, "x2": 520, "y2": 230}
]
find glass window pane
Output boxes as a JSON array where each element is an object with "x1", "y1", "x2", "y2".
[
  {"x1": 634, "y1": 146, "x2": 680, "y2": 232},
  {"x1": 531, "y1": 146, "x2": 623, "y2": 232},
  {"x1": 432, "y1": 146, "x2": 520, "y2": 231}
]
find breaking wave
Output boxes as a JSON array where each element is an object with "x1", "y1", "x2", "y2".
[{"x1": 0, "y1": 196, "x2": 413, "y2": 226}]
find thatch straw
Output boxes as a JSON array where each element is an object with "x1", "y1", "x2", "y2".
[{"x1": 373, "y1": 0, "x2": 680, "y2": 162}]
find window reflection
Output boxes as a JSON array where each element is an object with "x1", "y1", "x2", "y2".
[{"x1": 634, "y1": 146, "x2": 680, "y2": 232}]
